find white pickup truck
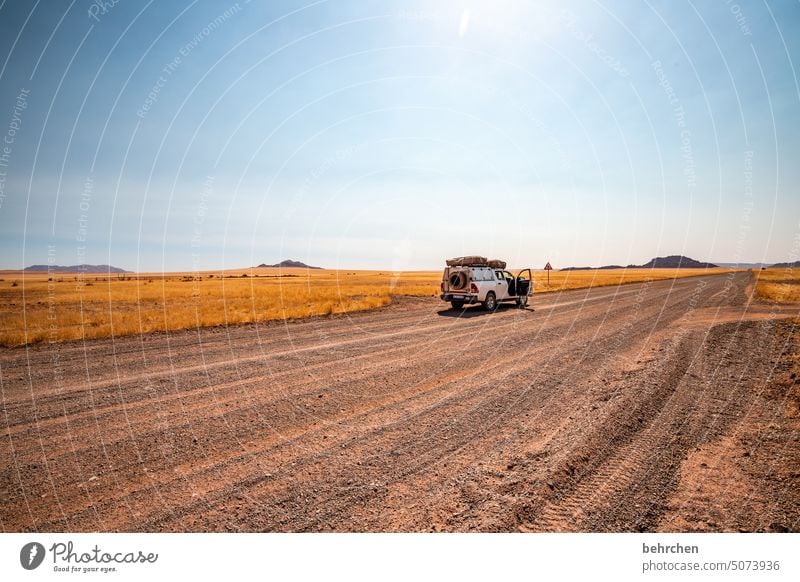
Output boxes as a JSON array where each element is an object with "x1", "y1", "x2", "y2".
[{"x1": 440, "y1": 256, "x2": 533, "y2": 310}]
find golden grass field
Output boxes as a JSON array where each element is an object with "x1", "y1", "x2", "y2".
[
  {"x1": 754, "y1": 267, "x2": 800, "y2": 303},
  {"x1": 0, "y1": 266, "x2": 739, "y2": 347}
]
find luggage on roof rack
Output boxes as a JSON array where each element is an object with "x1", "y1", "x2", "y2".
[
  {"x1": 487, "y1": 260, "x2": 507, "y2": 269},
  {"x1": 446, "y1": 256, "x2": 488, "y2": 267}
]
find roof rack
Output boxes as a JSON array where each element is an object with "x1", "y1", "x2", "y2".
[{"x1": 446, "y1": 256, "x2": 506, "y2": 269}]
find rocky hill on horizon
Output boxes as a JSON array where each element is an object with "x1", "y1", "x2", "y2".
[
  {"x1": 769, "y1": 260, "x2": 800, "y2": 268},
  {"x1": 639, "y1": 255, "x2": 718, "y2": 269},
  {"x1": 24, "y1": 264, "x2": 131, "y2": 273},
  {"x1": 256, "y1": 259, "x2": 322, "y2": 269},
  {"x1": 560, "y1": 255, "x2": 718, "y2": 271}
]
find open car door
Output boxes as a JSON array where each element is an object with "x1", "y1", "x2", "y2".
[{"x1": 515, "y1": 268, "x2": 532, "y2": 307}]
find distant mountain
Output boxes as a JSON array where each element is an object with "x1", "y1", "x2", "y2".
[
  {"x1": 256, "y1": 260, "x2": 321, "y2": 269},
  {"x1": 560, "y1": 255, "x2": 717, "y2": 271},
  {"x1": 640, "y1": 255, "x2": 717, "y2": 268},
  {"x1": 714, "y1": 262, "x2": 769, "y2": 269},
  {"x1": 24, "y1": 264, "x2": 131, "y2": 273},
  {"x1": 769, "y1": 260, "x2": 800, "y2": 268}
]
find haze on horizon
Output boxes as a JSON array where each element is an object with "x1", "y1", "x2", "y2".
[{"x1": 0, "y1": 0, "x2": 798, "y2": 272}]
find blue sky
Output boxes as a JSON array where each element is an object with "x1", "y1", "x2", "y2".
[{"x1": 0, "y1": 0, "x2": 798, "y2": 271}]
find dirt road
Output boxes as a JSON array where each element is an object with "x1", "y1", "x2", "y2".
[{"x1": 1, "y1": 272, "x2": 798, "y2": 532}]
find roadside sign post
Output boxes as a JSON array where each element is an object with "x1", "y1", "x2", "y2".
[{"x1": 544, "y1": 262, "x2": 552, "y2": 285}]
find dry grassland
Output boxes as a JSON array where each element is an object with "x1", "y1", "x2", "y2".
[
  {"x1": 755, "y1": 268, "x2": 800, "y2": 303},
  {"x1": 0, "y1": 266, "x2": 735, "y2": 346}
]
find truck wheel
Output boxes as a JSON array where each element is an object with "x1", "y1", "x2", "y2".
[
  {"x1": 483, "y1": 292, "x2": 497, "y2": 311},
  {"x1": 516, "y1": 295, "x2": 528, "y2": 308},
  {"x1": 451, "y1": 301, "x2": 465, "y2": 310}
]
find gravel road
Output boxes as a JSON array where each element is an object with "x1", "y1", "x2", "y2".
[{"x1": 2, "y1": 271, "x2": 798, "y2": 531}]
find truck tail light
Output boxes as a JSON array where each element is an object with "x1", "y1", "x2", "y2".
[
  {"x1": 441, "y1": 282, "x2": 445, "y2": 292},
  {"x1": 470, "y1": 283, "x2": 478, "y2": 293}
]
